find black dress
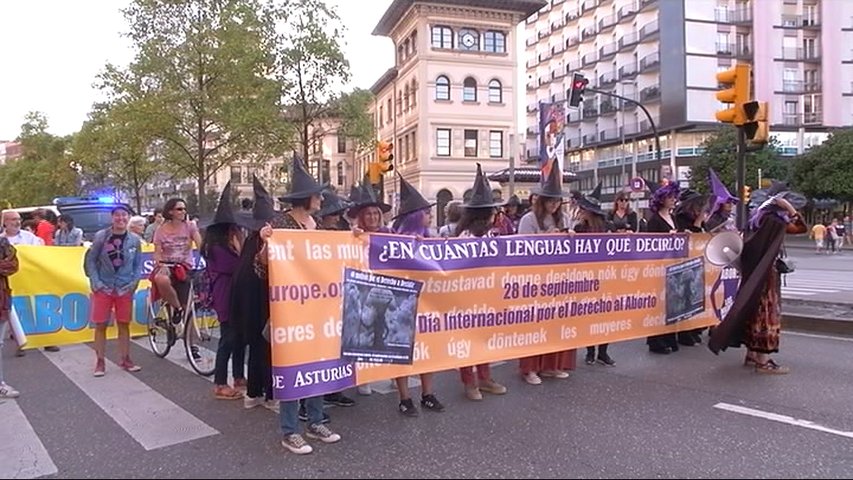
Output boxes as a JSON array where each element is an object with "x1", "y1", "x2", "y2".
[
  {"x1": 673, "y1": 212, "x2": 708, "y2": 346},
  {"x1": 608, "y1": 210, "x2": 638, "y2": 232},
  {"x1": 645, "y1": 213, "x2": 680, "y2": 353}
]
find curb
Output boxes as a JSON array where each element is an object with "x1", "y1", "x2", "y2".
[{"x1": 782, "y1": 314, "x2": 853, "y2": 337}]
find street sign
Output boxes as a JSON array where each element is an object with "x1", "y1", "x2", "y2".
[{"x1": 630, "y1": 177, "x2": 645, "y2": 192}]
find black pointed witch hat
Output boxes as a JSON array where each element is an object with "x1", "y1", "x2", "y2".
[
  {"x1": 317, "y1": 191, "x2": 352, "y2": 218},
  {"x1": 278, "y1": 153, "x2": 328, "y2": 202},
  {"x1": 198, "y1": 180, "x2": 253, "y2": 229},
  {"x1": 534, "y1": 160, "x2": 570, "y2": 198},
  {"x1": 576, "y1": 182, "x2": 605, "y2": 216},
  {"x1": 463, "y1": 163, "x2": 505, "y2": 209},
  {"x1": 393, "y1": 174, "x2": 434, "y2": 219},
  {"x1": 347, "y1": 176, "x2": 392, "y2": 217},
  {"x1": 642, "y1": 177, "x2": 659, "y2": 194},
  {"x1": 250, "y1": 175, "x2": 275, "y2": 230}
]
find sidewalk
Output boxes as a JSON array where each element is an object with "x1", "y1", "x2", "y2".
[{"x1": 783, "y1": 298, "x2": 853, "y2": 336}]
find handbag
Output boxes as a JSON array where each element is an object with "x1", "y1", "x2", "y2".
[{"x1": 775, "y1": 257, "x2": 795, "y2": 274}]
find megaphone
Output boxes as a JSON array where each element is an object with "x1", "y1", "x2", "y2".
[{"x1": 704, "y1": 231, "x2": 743, "y2": 270}]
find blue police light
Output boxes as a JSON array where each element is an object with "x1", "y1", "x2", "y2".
[{"x1": 53, "y1": 196, "x2": 118, "y2": 206}]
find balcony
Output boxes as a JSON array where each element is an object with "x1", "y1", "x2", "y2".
[
  {"x1": 781, "y1": 14, "x2": 820, "y2": 28},
  {"x1": 537, "y1": 74, "x2": 551, "y2": 86},
  {"x1": 781, "y1": 80, "x2": 821, "y2": 93},
  {"x1": 526, "y1": 103, "x2": 538, "y2": 113},
  {"x1": 582, "y1": 51, "x2": 599, "y2": 66},
  {"x1": 526, "y1": 82, "x2": 536, "y2": 91},
  {"x1": 583, "y1": 105, "x2": 599, "y2": 119},
  {"x1": 566, "y1": 35, "x2": 580, "y2": 49},
  {"x1": 567, "y1": 112, "x2": 583, "y2": 124},
  {"x1": 526, "y1": 125, "x2": 540, "y2": 136},
  {"x1": 715, "y1": 8, "x2": 751, "y2": 23},
  {"x1": 780, "y1": 47, "x2": 821, "y2": 61},
  {"x1": 582, "y1": 133, "x2": 599, "y2": 145},
  {"x1": 599, "y1": 0, "x2": 613, "y2": 5},
  {"x1": 640, "y1": 84, "x2": 661, "y2": 102},
  {"x1": 598, "y1": 70, "x2": 618, "y2": 88},
  {"x1": 581, "y1": 25, "x2": 597, "y2": 40},
  {"x1": 618, "y1": 4, "x2": 638, "y2": 22},
  {"x1": 552, "y1": 43, "x2": 566, "y2": 55},
  {"x1": 552, "y1": 68, "x2": 567, "y2": 80},
  {"x1": 639, "y1": 20, "x2": 659, "y2": 41},
  {"x1": 638, "y1": 0, "x2": 658, "y2": 12},
  {"x1": 621, "y1": 93, "x2": 639, "y2": 111},
  {"x1": 565, "y1": 11, "x2": 579, "y2": 25},
  {"x1": 581, "y1": 0, "x2": 599, "y2": 15},
  {"x1": 782, "y1": 112, "x2": 822, "y2": 126},
  {"x1": 619, "y1": 31, "x2": 639, "y2": 50},
  {"x1": 526, "y1": 37, "x2": 538, "y2": 47},
  {"x1": 538, "y1": 51, "x2": 553, "y2": 62},
  {"x1": 599, "y1": 100, "x2": 618, "y2": 116},
  {"x1": 639, "y1": 52, "x2": 660, "y2": 72},
  {"x1": 619, "y1": 62, "x2": 638, "y2": 79},
  {"x1": 598, "y1": 14, "x2": 617, "y2": 32},
  {"x1": 599, "y1": 42, "x2": 618, "y2": 60},
  {"x1": 538, "y1": 29, "x2": 549, "y2": 40},
  {"x1": 525, "y1": 58, "x2": 538, "y2": 68},
  {"x1": 716, "y1": 42, "x2": 752, "y2": 58},
  {"x1": 566, "y1": 59, "x2": 582, "y2": 73},
  {"x1": 551, "y1": 20, "x2": 565, "y2": 33}
]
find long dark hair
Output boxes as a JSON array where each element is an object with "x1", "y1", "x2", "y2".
[
  {"x1": 533, "y1": 196, "x2": 565, "y2": 231},
  {"x1": 576, "y1": 210, "x2": 608, "y2": 233},
  {"x1": 201, "y1": 223, "x2": 239, "y2": 259},
  {"x1": 455, "y1": 207, "x2": 494, "y2": 237},
  {"x1": 162, "y1": 198, "x2": 187, "y2": 221}
]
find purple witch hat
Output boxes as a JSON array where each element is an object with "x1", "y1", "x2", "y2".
[{"x1": 708, "y1": 168, "x2": 738, "y2": 216}]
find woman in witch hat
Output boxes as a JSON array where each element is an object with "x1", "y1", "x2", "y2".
[
  {"x1": 390, "y1": 174, "x2": 446, "y2": 416},
  {"x1": 316, "y1": 191, "x2": 352, "y2": 231},
  {"x1": 517, "y1": 165, "x2": 577, "y2": 384},
  {"x1": 644, "y1": 177, "x2": 681, "y2": 354},
  {"x1": 199, "y1": 181, "x2": 253, "y2": 400},
  {"x1": 704, "y1": 168, "x2": 738, "y2": 232},
  {"x1": 673, "y1": 188, "x2": 711, "y2": 347},
  {"x1": 709, "y1": 181, "x2": 807, "y2": 374},
  {"x1": 454, "y1": 164, "x2": 509, "y2": 401},
  {"x1": 573, "y1": 184, "x2": 617, "y2": 366},
  {"x1": 257, "y1": 154, "x2": 342, "y2": 454}
]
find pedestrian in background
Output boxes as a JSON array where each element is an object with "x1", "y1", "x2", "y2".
[
  {"x1": 54, "y1": 214, "x2": 83, "y2": 246},
  {"x1": 0, "y1": 236, "x2": 20, "y2": 398},
  {"x1": 144, "y1": 208, "x2": 163, "y2": 243},
  {"x1": 84, "y1": 206, "x2": 144, "y2": 377},
  {"x1": 437, "y1": 200, "x2": 462, "y2": 238}
]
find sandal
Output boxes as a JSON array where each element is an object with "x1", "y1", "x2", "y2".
[
  {"x1": 214, "y1": 385, "x2": 244, "y2": 400},
  {"x1": 743, "y1": 352, "x2": 758, "y2": 367},
  {"x1": 755, "y1": 359, "x2": 790, "y2": 375}
]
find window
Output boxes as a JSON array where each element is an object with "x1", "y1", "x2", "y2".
[
  {"x1": 379, "y1": 105, "x2": 384, "y2": 126},
  {"x1": 321, "y1": 160, "x2": 331, "y2": 184},
  {"x1": 463, "y1": 77, "x2": 477, "y2": 102},
  {"x1": 397, "y1": 91, "x2": 402, "y2": 116},
  {"x1": 230, "y1": 165, "x2": 243, "y2": 183},
  {"x1": 458, "y1": 28, "x2": 479, "y2": 51},
  {"x1": 411, "y1": 132, "x2": 417, "y2": 160},
  {"x1": 386, "y1": 98, "x2": 392, "y2": 122},
  {"x1": 488, "y1": 79, "x2": 502, "y2": 103},
  {"x1": 397, "y1": 45, "x2": 404, "y2": 64},
  {"x1": 411, "y1": 31, "x2": 417, "y2": 53},
  {"x1": 337, "y1": 134, "x2": 346, "y2": 154},
  {"x1": 336, "y1": 162, "x2": 344, "y2": 186},
  {"x1": 464, "y1": 129, "x2": 478, "y2": 157},
  {"x1": 404, "y1": 84, "x2": 410, "y2": 110},
  {"x1": 403, "y1": 135, "x2": 409, "y2": 161},
  {"x1": 484, "y1": 31, "x2": 506, "y2": 53},
  {"x1": 436, "y1": 129, "x2": 451, "y2": 156},
  {"x1": 489, "y1": 131, "x2": 503, "y2": 158},
  {"x1": 411, "y1": 79, "x2": 418, "y2": 106},
  {"x1": 431, "y1": 25, "x2": 453, "y2": 48},
  {"x1": 435, "y1": 75, "x2": 450, "y2": 100}
]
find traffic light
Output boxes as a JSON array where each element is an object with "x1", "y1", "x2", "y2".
[
  {"x1": 742, "y1": 101, "x2": 769, "y2": 145},
  {"x1": 715, "y1": 63, "x2": 751, "y2": 125},
  {"x1": 741, "y1": 185, "x2": 751, "y2": 203},
  {"x1": 568, "y1": 72, "x2": 588, "y2": 108},
  {"x1": 368, "y1": 140, "x2": 394, "y2": 185}
]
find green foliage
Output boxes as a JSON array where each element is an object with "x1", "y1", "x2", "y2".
[
  {"x1": 688, "y1": 127, "x2": 789, "y2": 194},
  {"x1": 0, "y1": 112, "x2": 79, "y2": 207},
  {"x1": 791, "y1": 128, "x2": 853, "y2": 201},
  {"x1": 337, "y1": 88, "x2": 376, "y2": 154},
  {"x1": 100, "y1": 0, "x2": 292, "y2": 213}
]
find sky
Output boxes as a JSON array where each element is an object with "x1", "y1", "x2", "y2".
[{"x1": 0, "y1": 0, "x2": 403, "y2": 140}]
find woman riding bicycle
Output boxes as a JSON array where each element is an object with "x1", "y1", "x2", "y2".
[{"x1": 152, "y1": 198, "x2": 202, "y2": 324}]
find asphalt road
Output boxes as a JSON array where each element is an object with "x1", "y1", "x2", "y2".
[
  {"x1": 779, "y1": 248, "x2": 853, "y2": 304},
  {"x1": 3, "y1": 332, "x2": 853, "y2": 479}
]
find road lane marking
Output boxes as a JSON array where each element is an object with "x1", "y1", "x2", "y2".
[
  {"x1": 714, "y1": 402, "x2": 853, "y2": 439},
  {"x1": 0, "y1": 399, "x2": 58, "y2": 479},
  {"x1": 785, "y1": 331, "x2": 853, "y2": 342},
  {"x1": 43, "y1": 344, "x2": 219, "y2": 450}
]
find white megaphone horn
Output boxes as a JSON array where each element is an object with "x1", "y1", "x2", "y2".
[{"x1": 704, "y1": 231, "x2": 743, "y2": 271}]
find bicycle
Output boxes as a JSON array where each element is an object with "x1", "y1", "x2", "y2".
[{"x1": 146, "y1": 265, "x2": 219, "y2": 376}]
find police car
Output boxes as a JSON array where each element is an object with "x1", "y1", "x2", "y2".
[{"x1": 53, "y1": 196, "x2": 135, "y2": 242}]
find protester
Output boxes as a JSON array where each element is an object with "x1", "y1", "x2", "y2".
[
  {"x1": 128, "y1": 216, "x2": 148, "y2": 239},
  {"x1": 644, "y1": 178, "x2": 681, "y2": 354},
  {"x1": 437, "y1": 200, "x2": 463, "y2": 238},
  {"x1": 608, "y1": 190, "x2": 638, "y2": 233},
  {"x1": 32, "y1": 209, "x2": 55, "y2": 246},
  {"x1": 84, "y1": 205, "x2": 144, "y2": 376},
  {"x1": 673, "y1": 188, "x2": 710, "y2": 346},
  {"x1": 152, "y1": 198, "x2": 202, "y2": 325},
  {"x1": 54, "y1": 214, "x2": 84, "y2": 246},
  {"x1": 144, "y1": 208, "x2": 164, "y2": 243},
  {"x1": 455, "y1": 164, "x2": 508, "y2": 401},
  {"x1": 704, "y1": 168, "x2": 738, "y2": 232},
  {"x1": 0, "y1": 235, "x2": 19, "y2": 398}
]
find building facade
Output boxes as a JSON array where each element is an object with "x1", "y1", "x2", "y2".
[
  {"x1": 361, "y1": 0, "x2": 545, "y2": 223},
  {"x1": 0, "y1": 141, "x2": 22, "y2": 165},
  {"x1": 524, "y1": 0, "x2": 852, "y2": 208}
]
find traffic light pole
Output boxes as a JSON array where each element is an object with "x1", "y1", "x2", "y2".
[
  {"x1": 584, "y1": 87, "x2": 662, "y2": 166},
  {"x1": 736, "y1": 126, "x2": 747, "y2": 231}
]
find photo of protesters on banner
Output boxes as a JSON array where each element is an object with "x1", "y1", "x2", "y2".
[{"x1": 665, "y1": 257, "x2": 706, "y2": 325}]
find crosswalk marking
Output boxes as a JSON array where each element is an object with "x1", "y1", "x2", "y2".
[
  {"x1": 781, "y1": 270, "x2": 853, "y2": 298},
  {"x1": 42, "y1": 344, "x2": 219, "y2": 451},
  {"x1": 0, "y1": 399, "x2": 57, "y2": 479}
]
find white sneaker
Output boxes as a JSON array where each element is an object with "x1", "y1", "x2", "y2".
[
  {"x1": 306, "y1": 423, "x2": 341, "y2": 444},
  {"x1": 357, "y1": 384, "x2": 372, "y2": 396},
  {"x1": 281, "y1": 433, "x2": 313, "y2": 455},
  {"x1": 523, "y1": 372, "x2": 542, "y2": 385},
  {"x1": 244, "y1": 396, "x2": 265, "y2": 409},
  {"x1": 0, "y1": 383, "x2": 20, "y2": 398},
  {"x1": 263, "y1": 400, "x2": 280, "y2": 413},
  {"x1": 540, "y1": 370, "x2": 570, "y2": 379}
]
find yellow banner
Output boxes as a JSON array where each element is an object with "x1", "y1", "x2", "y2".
[{"x1": 268, "y1": 231, "x2": 739, "y2": 401}]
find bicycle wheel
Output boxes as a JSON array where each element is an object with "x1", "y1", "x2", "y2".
[
  {"x1": 147, "y1": 296, "x2": 173, "y2": 358},
  {"x1": 184, "y1": 300, "x2": 218, "y2": 376}
]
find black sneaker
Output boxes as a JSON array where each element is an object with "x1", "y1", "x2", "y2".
[
  {"x1": 420, "y1": 394, "x2": 445, "y2": 412},
  {"x1": 324, "y1": 392, "x2": 356, "y2": 407},
  {"x1": 585, "y1": 351, "x2": 595, "y2": 365},
  {"x1": 171, "y1": 308, "x2": 184, "y2": 325},
  {"x1": 597, "y1": 354, "x2": 615, "y2": 367},
  {"x1": 298, "y1": 404, "x2": 331, "y2": 424},
  {"x1": 190, "y1": 345, "x2": 201, "y2": 360},
  {"x1": 398, "y1": 398, "x2": 419, "y2": 417}
]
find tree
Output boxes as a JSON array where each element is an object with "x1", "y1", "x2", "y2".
[
  {"x1": 71, "y1": 101, "x2": 161, "y2": 212},
  {"x1": 278, "y1": 0, "x2": 351, "y2": 179},
  {"x1": 688, "y1": 127, "x2": 789, "y2": 195},
  {"x1": 99, "y1": 0, "x2": 291, "y2": 214},
  {"x1": 0, "y1": 112, "x2": 79, "y2": 207},
  {"x1": 790, "y1": 128, "x2": 853, "y2": 202},
  {"x1": 337, "y1": 88, "x2": 376, "y2": 154}
]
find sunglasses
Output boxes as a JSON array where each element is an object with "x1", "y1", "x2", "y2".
[{"x1": 617, "y1": 198, "x2": 629, "y2": 202}]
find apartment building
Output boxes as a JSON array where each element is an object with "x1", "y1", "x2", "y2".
[
  {"x1": 359, "y1": 0, "x2": 544, "y2": 225},
  {"x1": 524, "y1": 0, "x2": 852, "y2": 208}
]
